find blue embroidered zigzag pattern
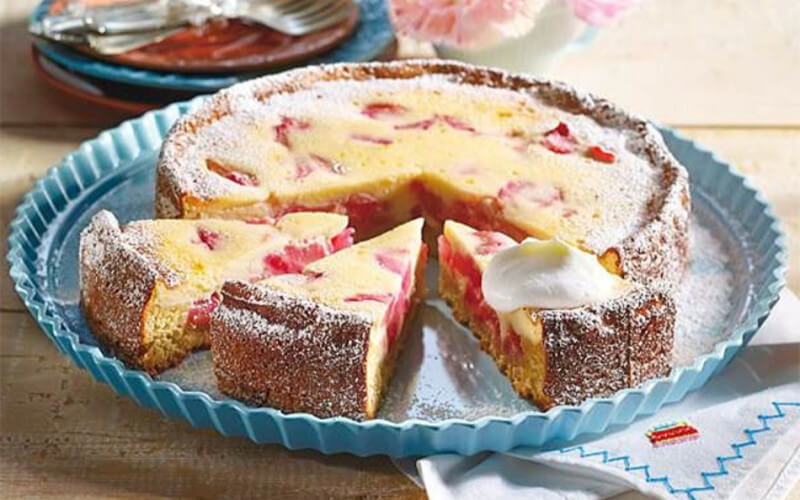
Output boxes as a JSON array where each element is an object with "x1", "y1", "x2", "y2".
[{"x1": 559, "y1": 401, "x2": 800, "y2": 500}]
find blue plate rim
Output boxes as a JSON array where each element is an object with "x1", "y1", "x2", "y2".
[
  {"x1": 29, "y1": 0, "x2": 395, "y2": 92},
  {"x1": 6, "y1": 95, "x2": 787, "y2": 454}
]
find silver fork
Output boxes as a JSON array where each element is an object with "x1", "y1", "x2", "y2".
[
  {"x1": 240, "y1": 0, "x2": 355, "y2": 36},
  {"x1": 91, "y1": 0, "x2": 356, "y2": 54},
  {"x1": 33, "y1": 0, "x2": 356, "y2": 55},
  {"x1": 86, "y1": 27, "x2": 186, "y2": 55}
]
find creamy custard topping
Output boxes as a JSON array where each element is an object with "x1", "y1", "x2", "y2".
[
  {"x1": 482, "y1": 237, "x2": 630, "y2": 311},
  {"x1": 257, "y1": 218, "x2": 424, "y2": 322},
  {"x1": 135, "y1": 212, "x2": 350, "y2": 307},
  {"x1": 172, "y1": 77, "x2": 663, "y2": 252}
]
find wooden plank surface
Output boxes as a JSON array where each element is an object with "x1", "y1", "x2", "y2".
[
  {"x1": 1, "y1": 0, "x2": 799, "y2": 498},
  {"x1": 549, "y1": 0, "x2": 800, "y2": 127},
  {"x1": 4, "y1": 0, "x2": 800, "y2": 127},
  {"x1": 0, "y1": 314, "x2": 424, "y2": 500}
]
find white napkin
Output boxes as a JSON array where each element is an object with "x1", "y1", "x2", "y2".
[{"x1": 394, "y1": 290, "x2": 800, "y2": 500}]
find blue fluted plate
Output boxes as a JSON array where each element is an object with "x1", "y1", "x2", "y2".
[
  {"x1": 30, "y1": 0, "x2": 394, "y2": 92},
  {"x1": 7, "y1": 97, "x2": 786, "y2": 456}
]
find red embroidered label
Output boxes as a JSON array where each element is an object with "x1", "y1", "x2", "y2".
[{"x1": 646, "y1": 421, "x2": 700, "y2": 448}]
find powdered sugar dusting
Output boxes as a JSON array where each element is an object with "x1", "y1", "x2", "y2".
[
  {"x1": 210, "y1": 282, "x2": 374, "y2": 419},
  {"x1": 156, "y1": 61, "x2": 689, "y2": 292},
  {"x1": 160, "y1": 212, "x2": 742, "y2": 420},
  {"x1": 672, "y1": 212, "x2": 741, "y2": 368}
]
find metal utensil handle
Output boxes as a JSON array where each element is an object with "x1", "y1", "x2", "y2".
[
  {"x1": 40, "y1": 0, "x2": 214, "y2": 36},
  {"x1": 40, "y1": 15, "x2": 89, "y2": 35},
  {"x1": 89, "y1": 15, "x2": 186, "y2": 35},
  {"x1": 87, "y1": 26, "x2": 185, "y2": 54}
]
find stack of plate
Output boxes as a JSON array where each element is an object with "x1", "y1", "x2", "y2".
[{"x1": 29, "y1": 0, "x2": 395, "y2": 112}]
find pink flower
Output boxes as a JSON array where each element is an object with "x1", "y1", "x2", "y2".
[
  {"x1": 389, "y1": 0, "x2": 546, "y2": 49},
  {"x1": 569, "y1": 0, "x2": 641, "y2": 26}
]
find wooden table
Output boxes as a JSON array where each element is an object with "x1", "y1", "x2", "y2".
[{"x1": 1, "y1": 0, "x2": 798, "y2": 497}]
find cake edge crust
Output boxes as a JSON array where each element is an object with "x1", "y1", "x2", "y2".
[
  {"x1": 537, "y1": 286, "x2": 676, "y2": 407},
  {"x1": 438, "y1": 262, "x2": 675, "y2": 410},
  {"x1": 211, "y1": 281, "x2": 374, "y2": 420},
  {"x1": 79, "y1": 210, "x2": 170, "y2": 374},
  {"x1": 210, "y1": 252, "x2": 427, "y2": 420}
]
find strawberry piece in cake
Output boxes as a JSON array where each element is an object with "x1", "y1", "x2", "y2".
[
  {"x1": 437, "y1": 220, "x2": 676, "y2": 410},
  {"x1": 361, "y1": 102, "x2": 408, "y2": 119},
  {"x1": 587, "y1": 145, "x2": 616, "y2": 163},
  {"x1": 79, "y1": 210, "x2": 353, "y2": 374},
  {"x1": 274, "y1": 116, "x2": 311, "y2": 148},
  {"x1": 541, "y1": 122, "x2": 577, "y2": 154},
  {"x1": 205, "y1": 159, "x2": 259, "y2": 187},
  {"x1": 211, "y1": 219, "x2": 427, "y2": 420}
]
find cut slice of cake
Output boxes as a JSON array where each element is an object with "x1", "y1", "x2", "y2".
[
  {"x1": 210, "y1": 218, "x2": 427, "y2": 420},
  {"x1": 438, "y1": 220, "x2": 675, "y2": 410},
  {"x1": 79, "y1": 210, "x2": 352, "y2": 374}
]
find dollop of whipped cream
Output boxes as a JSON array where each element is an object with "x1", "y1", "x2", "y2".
[{"x1": 482, "y1": 237, "x2": 628, "y2": 311}]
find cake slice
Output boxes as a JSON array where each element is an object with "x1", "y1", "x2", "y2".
[
  {"x1": 79, "y1": 210, "x2": 352, "y2": 374},
  {"x1": 211, "y1": 218, "x2": 427, "y2": 420},
  {"x1": 438, "y1": 220, "x2": 675, "y2": 410}
]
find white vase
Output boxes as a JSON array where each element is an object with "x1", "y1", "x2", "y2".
[{"x1": 435, "y1": 0, "x2": 595, "y2": 75}]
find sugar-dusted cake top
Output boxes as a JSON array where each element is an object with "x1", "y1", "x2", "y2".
[
  {"x1": 159, "y1": 61, "x2": 690, "y2": 287},
  {"x1": 163, "y1": 66, "x2": 666, "y2": 253},
  {"x1": 253, "y1": 218, "x2": 425, "y2": 323},
  {"x1": 442, "y1": 219, "x2": 517, "y2": 271},
  {"x1": 81, "y1": 210, "x2": 351, "y2": 303}
]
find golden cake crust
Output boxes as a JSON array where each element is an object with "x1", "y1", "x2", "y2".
[
  {"x1": 438, "y1": 258, "x2": 675, "y2": 410},
  {"x1": 79, "y1": 210, "x2": 179, "y2": 374},
  {"x1": 212, "y1": 280, "x2": 374, "y2": 419},
  {"x1": 156, "y1": 60, "x2": 690, "y2": 290},
  {"x1": 537, "y1": 287, "x2": 675, "y2": 407},
  {"x1": 211, "y1": 251, "x2": 427, "y2": 420}
]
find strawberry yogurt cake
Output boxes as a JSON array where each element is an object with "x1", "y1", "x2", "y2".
[
  {"x1": 79, "y1": 61, "x2": 690, "y2": 417},
  {"x1": 438, "y1": 221, "x2": 675, "y2": 410}
]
